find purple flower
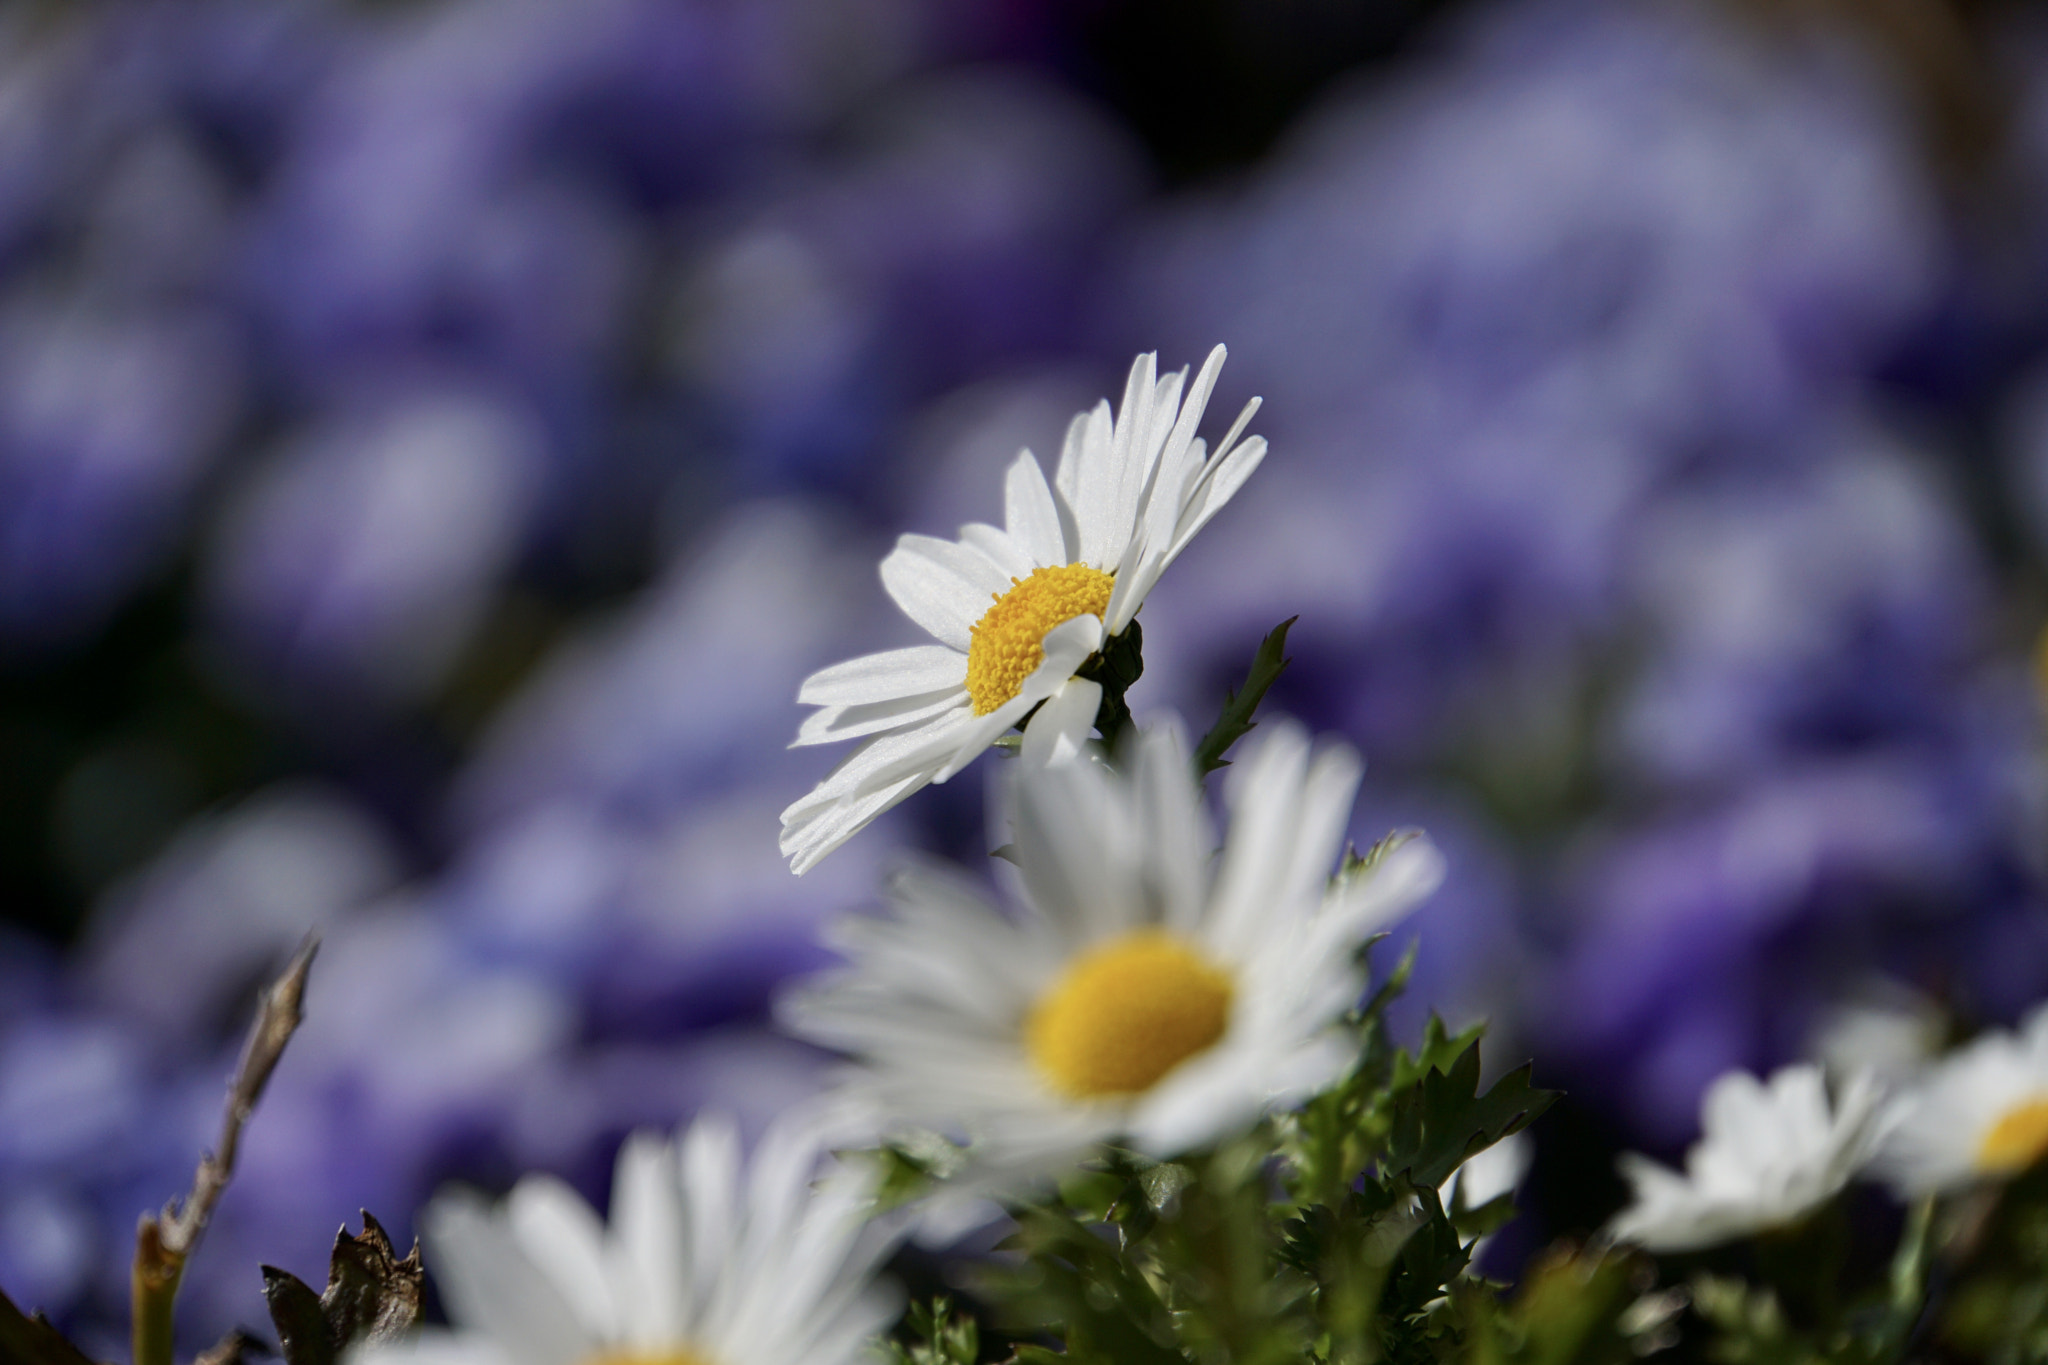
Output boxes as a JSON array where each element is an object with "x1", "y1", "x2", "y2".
[
  {"x1": 1612, "y1": 439, "x2": 1986, "y2": 789},
  {"x1": 202, "y1": 384, "x2": 547, "y2": 702},
  {"x1": 1547, "y1": 749, "x2": 2026, "y2": 1141},
  {"x1": 79, "y1": 784, "x2": 405, "y2": 1054},
  {"x1": 455, "y1": 501, "x2": 896, "y2": 829},
  {"x1": 0, "y1": 302, "x2": 241, "y2": 648}
]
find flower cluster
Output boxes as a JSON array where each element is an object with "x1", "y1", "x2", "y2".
[
  {"x1": 343, "y1": 348, "x2": 2048, "y2": 1365},
  {"x1": 12, "y1": 0, "x2": 2048, "y2": 1358}
]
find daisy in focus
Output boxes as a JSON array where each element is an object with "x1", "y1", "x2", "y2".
[
  {"x1": 349, "y1": 1111, "x2": 900, "y2": 1365},
  {"x1": 780, "y1": 719, "x2": 1444, "y2": 1189},
  {"x1": 1607, "y1": 1064, "x2": 1886, "y2": 1254},
  {"x1": 779, "y1": 346, "x2": 1265, "y2": 873},
  {"x1": 1879, "y1": 1003, "x2": 2048, "y2": 1195}
]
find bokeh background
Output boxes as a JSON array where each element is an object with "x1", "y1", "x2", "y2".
[{"x1": 5, "y1": 0, "x2": 2048, "y2": 1350}]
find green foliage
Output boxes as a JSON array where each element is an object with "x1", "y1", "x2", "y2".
[
  {"x1": 887, "y1": 1298, "x2": 983, "y2": 1365},
  {"x1": 1081, "y1": 619, "x2": 1146, "y2": 748},
  {"x1": 934, "y1": 946, "x2": 1578, "y2": 1365},
  {"x1": 1933, "y1": 1165, "x2": 2048, "y2": 1364},
  {"x1": 1382, "y1": 1030, "x2": 1556, "y2": 1191},
  {"x1": 1192, "y1": 617, "x2": 1295, "y2": 776}
]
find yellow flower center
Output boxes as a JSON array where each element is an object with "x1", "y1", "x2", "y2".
[
  {"x1": 1977, "y1": 1095, "x2": 2048, "y2": 1175},
  {"x1": 1026, "y1": 929, "x2": 1233, "y2": 1099},
  {"x1": 965, "y1": 563, "x2": 1114, "y2": 715},
  {"x1": 582, "y1": 1352, "x2": 715, "y2": 1365}
]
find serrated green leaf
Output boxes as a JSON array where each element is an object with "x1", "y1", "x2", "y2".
[
  {"x1": 1392, "y1": 1014, "x2": 1487, "y2": 1092},
  {"x1": 1383, "y1": 1039, "x2": 1557, "y2": 1191},
  {"x1": 1192, "y1": 617, "x2": 1295, "y2": 776},
  {"x1": 1449, "y1": 1191, "x2": 1523, "y2": 1244}
]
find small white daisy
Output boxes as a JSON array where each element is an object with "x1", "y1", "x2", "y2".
[
  {"x1": 1878, "y1": 1003, "x2": 2048, "y2": 1196},
  {"x1": 348, "y1": 1111, "x2": 900, "y2": 1365},
  {"x1": 779, "y1": 719, "x2": 1444, "y2": 1189},
  {"x1": 779, "y1": 346, "x2": 1266, "y2": 873},
  {"x1": 1607, "y1": 1064, "x2": 1886, "y2": 1254}
]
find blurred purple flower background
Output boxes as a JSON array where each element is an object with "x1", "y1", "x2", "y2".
[{"x1": 4, "y1": 0, "x2": 2048, "y2": 1347}]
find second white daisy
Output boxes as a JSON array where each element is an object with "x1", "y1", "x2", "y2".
[
  {"x1": 348, "y1": 1110, "x2": 901, "y2": 1365},
  {"x1": 780, "y1": 719, "x2": 1444, "y2": 1190},
  {"x1": 1607, "y1": 1064, "x2": 1886, "y2": 1254},
  {"x1": 780, "y1": 346, "x2": 1265, "y2": 873},
  {"x1": 1879, "y1": 1003, "x2": 2048, "y2": 1196}
]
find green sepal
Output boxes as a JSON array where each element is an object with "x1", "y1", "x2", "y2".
[
  {"x1": 1192, "y1": 616, "x2": 1295, "y2": 776},
  {"x1": 1079, "y1": 619, "x2": 1145, "y2": 749}
]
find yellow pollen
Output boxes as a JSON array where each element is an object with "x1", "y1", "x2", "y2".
[
  {"x1": 965, "y1": 563, "x2": 1114, "y2": 715},
  {"x1": 1977, "y1": 1096, "x2": 2048, "y2": 1175},
  {"x1": 1026, "y1": 929, "x2": 1233, "y2": 1099}
]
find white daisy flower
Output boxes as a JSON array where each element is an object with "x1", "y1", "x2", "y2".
[
  {"x1": 1878, "y1": 1003, "x2": 2048, "y2": 1195},
  {"x1": 779, "y1": 719, "x2": 1444, "y2": 1189},
  {"x1": 1607, "y1": 1064, "x2": 1886, "y2": 1254},
  {"x1": 349, "y1": 1111, "x2": 900, "y2": 1365},
  {"x1": 779, "y1": 346, "x2": 1266, "y2": 873}
]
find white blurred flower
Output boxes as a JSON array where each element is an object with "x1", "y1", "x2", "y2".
[
  {"x1": 1879, "y1": 1005, "x2": 2048, "y2": 1196},
  {"x1": 1607, "y1": 1064, "x2": 1886, "y2": 1254},
  {"x1": 1442, "y1": 1131, "x2": 1531, "y2": 1213},
  {"x1": 1809, "y1": 987, "x2": 1944, "y2": 1090},
  {"x1": 779, "y1": 346, "x2": 1265, "y2": 873},
  {"x1": 350, "y1": 1111, "x2": 900, "y2": 1365},
  {"x1": 781, "y1": 720, "x2": 1442, "y2": 1192}
]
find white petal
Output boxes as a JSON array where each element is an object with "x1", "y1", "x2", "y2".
[
  {"x1": 781, "y1": 766, "x2": 934, "y2": 875},
  {"x1": 423, "y1": 1193, "x2": 589, "y2": 1365},
  {"x1": 1165, "y1": 434, "x2": 1267, "y2": 563},
  {"x1": 610, "y1": 1131, "x2": 690, "y2": 1347},
  {"x1": 1057, "y1": 400, "x2": 1118, "y2": 566},
  {"x1": 1105, "y1": 355, "x2": 1170, "y2": 557},
  {"x1": 797, "y1": 645, "x2": 966, "y2": 706},
  {"x1": 1150, "y1": 346, "x2": 1227, "y2": 516},
  {"x1": 1021, "y1": 678, "x2": 1100, "y2": 767},
  {"x1": 1204, "y1": 721, "x2": 1315, "y2": 954},
  {"x1": 1311, "y1": 837, "x2": 1445, "y2": 959},
  {"x1": 349, "y1": 1329, "x2": 510, "y2": 1365},
  {"x1": 958, "y1": 522, "x2": 1035, "y2": 581},
  {"x1": 1003, "y1": 449, "x2": 1070, "y2": 566},
  {"x1": 795, "y1": 688, "x2": 970, "y2": 746},
  {"x1": 505, "y1": 1177, "x2": 617, "y2": 1339},
  {"x1": 1129, "y1": 1033, "x2": 1350, "y2": 1156},
  {"x1": 1012, "y1": 735, "x2": 1140, "y2": 942},
  {"x1": 879, "y1": 537, "x2": 997, "y2": 651},
  {"x1": 1131, "y1": 721, "x2": 1212, "y2": 935},
  {"x1": 679, "y1": 1114, "x2": 741, "y2": 1309}
]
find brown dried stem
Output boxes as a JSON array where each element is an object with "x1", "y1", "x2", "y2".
[{"x1": 132, "y1": 938, "x2": 319, "y2": 1365}]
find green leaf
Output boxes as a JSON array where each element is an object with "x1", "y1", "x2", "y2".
[
  {"x1": 1383, "y1": 1035, "x2": 1557, "y2": 1191},
  {"x1": 1192, "y1": 617, "x2": 1295, "y2": 776},
  {"x1": 1501, "y1": 1244, "x2": 1644, "y2": 1365},
  {"x1": 885, "y1": 1297, "x2": 981, "y2": 1365},
  {"x1": 1080, "y1": 619, "x2": 1145, "y2": 750},
  {"x1": 0, "y1": 1285, "x2": 99, "y2": 1365},
  {"x1": 1391, "y1": 1015, "x2": 1487, "y2": 1093},
  {"x1": 1449, "y1": 1191, "x2": 1523, "y2": 1244},
  {"x1": 983, "y1": 1202, "x2": 1184, "y2": 1365}
]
